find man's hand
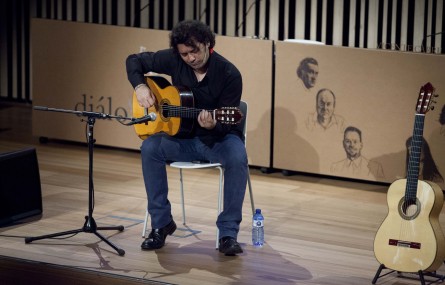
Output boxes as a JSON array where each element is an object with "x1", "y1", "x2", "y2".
[
  {"x1": 135, "y1": 84, "x2": 156, "y2": 108},
  {"x1": 198, "y1": 110, "x2": 216, "y2": 129}
]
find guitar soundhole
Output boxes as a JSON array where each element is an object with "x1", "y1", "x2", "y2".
[
  {"x1": 161, "y1": 104, "x2": 170, "y2": 118},
  {"x1": 398, "y1": 198, "x2": 420, "y2": 220},
  {"x1": 159, "y1": 101, "x2": 170, "y2": 121}
]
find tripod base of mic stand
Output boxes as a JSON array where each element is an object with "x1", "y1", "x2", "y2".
[{"x1": 24, "y1": 216, "x2": 126, "y2": 256}]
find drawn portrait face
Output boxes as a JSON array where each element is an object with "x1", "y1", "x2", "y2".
[
  {"x1": 301, "y1": 63, "x2": 318, "y2": 89},
  {"x1": 343, "y1": 129, "x2": 362, "y2": 160},
  {"x1": 316, "y1": 89, "x2": 335, "y2": 122},
  {"x1": 297, "y1": 58, "x2": 319, "y2": 89}
]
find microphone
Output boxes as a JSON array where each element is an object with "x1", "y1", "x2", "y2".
[{"x1": 128, "y1": 112, "x2": 157, "y2": 125}]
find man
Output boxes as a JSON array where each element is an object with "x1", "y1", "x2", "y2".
[
  {"x1": 296, "y1": 57, "x2": 319, "y2": 90},
  {"x1": 331, "y1": 126, "x2": 384, "y2": 180},
  {"x1": 305, "y1": 88, "x2": 345, "y2": 133},
  {"x1": 126, "y1": 20, "x2": 247, "y2": 256}
]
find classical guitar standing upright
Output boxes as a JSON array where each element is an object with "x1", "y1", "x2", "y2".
[
  {"x1": 132, "y1": 76, "x2": 243, "y2": 140},
  {"x1": 373, "y1": 82, "x2": 445, "y2": 273}
]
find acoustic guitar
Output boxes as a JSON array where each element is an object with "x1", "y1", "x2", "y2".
[
  {"x1": 373, "y1": 82, "x2": 445, "y2": 273},
  {"x1": 132, "y1": 76, "x2": 243, "y2": 140}
]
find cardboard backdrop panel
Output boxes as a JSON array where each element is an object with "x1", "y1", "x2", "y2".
[
  {"x1": 31, "y1": 19, "x2": 273, "y2": 167},
  {"x1": 215, "y1": 36, "x2": 273, "y2": 168},
  {"x1": 274, "y1": 41, "x2": 445, "y2": 186}
]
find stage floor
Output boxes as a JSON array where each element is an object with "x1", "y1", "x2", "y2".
[{"x1": 1, "y1": 103, "x2": 445, "y2": 285}]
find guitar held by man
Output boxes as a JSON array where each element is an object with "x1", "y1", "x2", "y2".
[
  {"x1": 132, "y1": 76, "x2": 243, "y2": 140},
  {"x1": 373, "y1": 82, "x2": 445, "y2": 273}
]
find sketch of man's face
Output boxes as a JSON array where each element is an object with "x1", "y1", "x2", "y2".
[
  {"x1": 316, "y1": 90, "x2": 335, "y2": 123},
  {"x1": 297, "y1": 58, "x2": 319, "y2": 90},
  {"x1": 343, "y1": 130, "x2": 362, "y2": 160},
  {"x1": 301, "y1": 63, "x2": 319, "y2": 89}
]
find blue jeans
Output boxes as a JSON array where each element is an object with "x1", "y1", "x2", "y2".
[{"x1": 140, "y1": 133, "x2": 248, "y2": 239}]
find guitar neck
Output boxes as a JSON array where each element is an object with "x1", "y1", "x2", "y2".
[
  {"x1": 405, "y1": 113, "x2": 425, "y2": 200},
  {"x1": 161, "y1": 104, "x2": 242, "y2": 125},
  {"x1": 163, "y1": 105, "x2": 214, "y2": 119}
]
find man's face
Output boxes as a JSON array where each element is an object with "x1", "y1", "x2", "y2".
[
  {"x1": 302, "y1": 63, "x2": 319, "y2": 89},
  {"x1": 177, "y1": 42, "x2": 209, "y2": 71},
  {"x1": 316, "y1": 91, "x2": 335, "y2": 120},
  {"x1": 343, "y1": 131, "x2": 362, "y2": 159}
]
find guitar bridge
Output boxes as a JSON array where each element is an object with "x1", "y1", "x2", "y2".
[{"x1": 389, "y1": 239, "x2": 421, "y2": 249}]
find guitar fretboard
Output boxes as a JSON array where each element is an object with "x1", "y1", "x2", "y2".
[
  {"x1": 405, "y1": 113, "x2": 425, "y2": 202},
  {"x1": 161, "y1": 105, "x2": 213, "y2": 119}
]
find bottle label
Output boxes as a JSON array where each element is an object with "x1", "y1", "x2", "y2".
[{"x1": 253, "y1": 220, "x2": 263, "y2": 227}]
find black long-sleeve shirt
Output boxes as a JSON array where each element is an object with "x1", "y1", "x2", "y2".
[{"x1": 126, "y1": 48, "x2": 244, "y2": 145}]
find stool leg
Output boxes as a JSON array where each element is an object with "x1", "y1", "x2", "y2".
[
  {"x1": 179, "y1": 168, "x2": 186, "y2": 225},
  {"x1": 247, "y1": 167, "x2": 255, "y2": 215},
  {"x1": 216, "y1": 166, "x2": 224, "y2": 249},
  {"x1": 142, "y1": 210, "x2": 149, "y2": 238}
]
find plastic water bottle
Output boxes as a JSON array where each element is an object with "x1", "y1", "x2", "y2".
[{"x1": 252, "y1": 208, "x2": 264, "y2": 247}]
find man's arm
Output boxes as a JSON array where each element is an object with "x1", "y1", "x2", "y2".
[{"x1": 126, "y1": 49, "x2": 175, "y2": 88}]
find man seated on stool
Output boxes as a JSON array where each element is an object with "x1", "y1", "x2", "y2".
[{"x1": 126, "y1": 20, "x2": 247, "y2": 256}]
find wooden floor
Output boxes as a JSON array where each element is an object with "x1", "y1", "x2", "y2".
[{"x1": 1, "y1": 102, "x2": 445, "y2": 285}]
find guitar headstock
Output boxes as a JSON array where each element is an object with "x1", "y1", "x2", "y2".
[
  {"x1": 215, "y1": 107, "x2": 244, "y2": 125},
  {"x1": 416, "y1": 82, "x2": 438, "y2": 114}
]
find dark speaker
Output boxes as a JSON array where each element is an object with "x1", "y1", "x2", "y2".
[{"x1": 0, "y1": 147, "x2": 43, "y2": 226}]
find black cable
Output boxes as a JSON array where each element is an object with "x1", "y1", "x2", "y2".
[{"x1": 0, "y1": 233, "x2": 79, "y2": 239}]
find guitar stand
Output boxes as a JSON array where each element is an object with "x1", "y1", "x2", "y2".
[
  {"x1": 372, "y1": 264, "x2": 445, "y2": 285},
  {"x1": 25, "y1": 108, "x2": 132, "y2": 256}
]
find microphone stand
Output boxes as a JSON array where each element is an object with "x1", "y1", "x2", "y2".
[{"x1": 25, "y1": 106, "x2": 132, "y2": 256}]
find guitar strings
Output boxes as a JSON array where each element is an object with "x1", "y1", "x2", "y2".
[
  {"x1": 161, "y1": 105, "x2": 237, "y2": 118},
  {"x1": 400, "y1": 114, "x2": 424, "y2": 241}
]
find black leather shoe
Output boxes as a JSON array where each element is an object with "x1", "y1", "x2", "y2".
[
  {"x1": 218, "y1": 236, "x2": 243, "y2": 256},
  {"x1": 141, "y1": 220, "x2": 177, "y2": 250}
]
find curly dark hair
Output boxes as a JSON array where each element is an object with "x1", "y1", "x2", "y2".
[{"x1": 169, "y1": 20, "x2": 215, "y2": 53}]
